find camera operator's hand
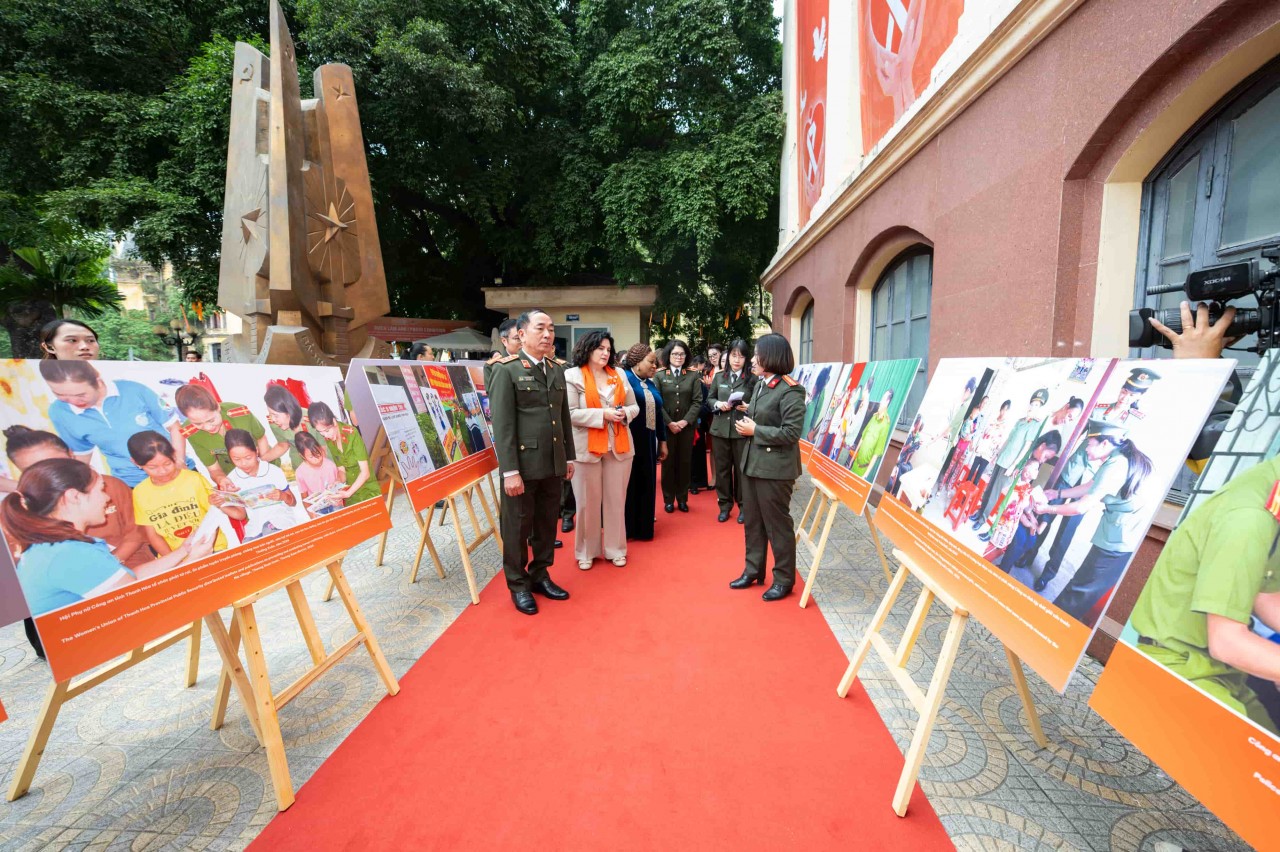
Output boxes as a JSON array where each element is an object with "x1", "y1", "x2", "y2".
[{"x1": 1149, "y1": 301, "x2": 1237, "y2": 359}]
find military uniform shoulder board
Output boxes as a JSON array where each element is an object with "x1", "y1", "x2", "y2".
[
  {"x1": 498, "y1": 353, "x2": 521, "y2": 364},
  {"x1": 226, "y1": 405, "x2": 252, "y2": 417},
  {"x1": 340, "y1": 423, "x2": 356, "y2": 436},
  {"x1": 486, "y1": 353, "x2": 501, "y2": 364},
  {"x1": 553, "y1": 358, "x2": 567, "y2": 366},
  {"x1": 179, "y1": 423, "x2": 200, "y2": 438},
  {"x1": 781, "y1": 375, "x2": 798, "y2": 386}
]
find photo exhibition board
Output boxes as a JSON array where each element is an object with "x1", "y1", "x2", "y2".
[
  {"x1": 0, "y1": 360, "x2": 392, "y2": 681},
  {"x1": 876, "y1": 356, "x2": 1234, "y2": 691},
  {"x1": 1090, "y1": 352, "x2": 1280, "y2": 852},
  {"x1": 792, "y1": 361, "x2": 849, "y2": 464},
  {"x1": 346, "y1": 359, "x2": 496, "y2": 514},
  {"x1": 804, "y1": 359, "x2": 921, "y2": 514}
]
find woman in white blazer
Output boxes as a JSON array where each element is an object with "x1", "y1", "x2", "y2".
[{"x1": 565, "y1": 330, "x2": 640, "y2": 569}]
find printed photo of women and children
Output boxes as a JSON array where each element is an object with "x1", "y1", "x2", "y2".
[
  {"x1": 0, "y1": 360, "x2": 379, "y2": 622},
  {"x1": 887, "y1": 356, "x2": 1233, "y2": 630}
]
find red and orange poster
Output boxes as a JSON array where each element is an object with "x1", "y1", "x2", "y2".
[
  {"x1": 795, "y1": 0, "x2": 829, "y2": 225},
  {"x1": 1091, "y1": 351, "x2": 1280, "y2": 852},
  {"x1": 875, "y1": 356, "x2": 1233, "y2": 691},
  {"x1": 0, "y1": 361, "x2": 392, "y2": 682},
  {"x1": 347, "y1": 360, "x2": 497, "y2": 514},
  {"x1": 859, "y1": 0, "x2": 964, "y2": 153}
]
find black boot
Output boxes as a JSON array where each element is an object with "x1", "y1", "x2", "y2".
[{"x1": 729, "y1": 569, "x2": 764, "y2": 589}]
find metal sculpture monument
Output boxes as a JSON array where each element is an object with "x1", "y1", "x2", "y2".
[{"x1": 218, "y1": 0, "x2": 391, "y2": 365}]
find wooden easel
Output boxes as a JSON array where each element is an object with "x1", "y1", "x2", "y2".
[
  {"x1": 795, "y1": 482, "x2": 893, "y2": 608},
  {"x1": 836, "y1": 548, "x2": 1047, "y2": 816},
  {"x1": 7, "y1": 619, "x2": 203, "y2": 800},
  {"x1": 407, "y1": 476, "x2": 498, "y2": 605},
  {"x1": 209, "y1": 554, "x2": 399, "y2": 810}
]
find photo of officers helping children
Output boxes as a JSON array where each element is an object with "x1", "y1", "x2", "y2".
[
  {"x1": 0, "y1": 361, "x2": 378, "y2": 619},
  {"x1": 890, "y1": 356, "x2": 1233, "y2": 629},
  {"x1": 1115, "y1": 351, "x2": 1280, "y2": 738}
]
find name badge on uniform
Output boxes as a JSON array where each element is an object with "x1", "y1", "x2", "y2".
[{"x1": 517, "y1": 375, "x2": 536, "y2": 382}]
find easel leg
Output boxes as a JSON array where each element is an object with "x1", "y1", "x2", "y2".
[
  {"x1": 838, "y1": 563, "x2": 910, "y2": 697},
  {"x1": 799, "y1": 498, "x2": 840, "y2": 609},
  {"x1": 449, "y1": 495, "x2": 481, "y2": 605},
  {"x1": 1004, "y1": 645, "x2": 1048, "y2": 748},
  {"x1": 234, "y1": 603, "x2": 295, "y2": 811},
  {"x1": 866, "y1": 509, "x2": 894, "y2": 583},
  {"x1": 7, "y1": 679, "x2": 70, "y2": 801},
  {"x1": 409, "y1": 506, "x2": 446, "y2": 583},
  {"x1": 327, "y1": 561, "x2": 400, "y2": 697},
  {"x1": 286, "y1": 582, "x2": 328, "y2": 666},
  {"x1": 891, "y1": 608, "x2": 968, "y2": 817},
  {"x1": 796, "y1": 488, "x2": 819, "y2": 543},
  {"x1": 185, "y1": 620, "x2": 202, "y2": 688},
  {"x1": 207, "y1": 613, "x2": 263, "y2": 743},
  {"x1": 375, "y1": 483, "x2": 397, "y2": 566}
]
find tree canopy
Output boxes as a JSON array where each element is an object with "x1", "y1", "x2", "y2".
[{"x1": 0, "y1": 0, "x2": 781, "y2": 346}]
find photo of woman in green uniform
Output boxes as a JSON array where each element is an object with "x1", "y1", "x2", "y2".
[
  {"x1": 1127, "y1": 455, "x2": 1280, "y2": 736},
  {"x1": 307, "y1": 401, "x2": 381, "y2": 505}
]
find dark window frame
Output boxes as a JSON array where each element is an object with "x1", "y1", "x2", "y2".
[{"x1": 871, "y1": 246, "x2": 932, "y2": 429}]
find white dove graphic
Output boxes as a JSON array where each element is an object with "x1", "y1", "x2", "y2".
[{"x1": 812, "y1": 17, "x2": 827, "y2": 62}]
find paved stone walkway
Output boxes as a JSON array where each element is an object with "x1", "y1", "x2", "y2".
[{"x1": 0, "y1": 481, "x2": 1250, "y2": 850}]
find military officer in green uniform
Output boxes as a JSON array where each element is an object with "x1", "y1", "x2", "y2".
[
  {"x1": 709, "y1": 339, "x2": 756, "y2": 523},
  {"x1": 489, "y1": 309, "x2": 576, "y2": 615},
  {"x1": 1130, "y1": 455, "x2": 1280, "y2": 735},
  {"x1": 175, "y1": 384, "x2": 273, "y2": 490},
  {"x1": 729, "y1": 333, "x2": 806, "y2": 601},
  {"x1": 1094, "y1": 367, "x2": 1160, "y2": 426},
  {"x1": 655, "y1": 339, "x2": 702, "y2": 513},
  {"x1": 483, "y1": 318, "x2": 521, "y2": 389},
  {"x1": 972, "y1": 387, "x2": 1049, "y2": 529}
]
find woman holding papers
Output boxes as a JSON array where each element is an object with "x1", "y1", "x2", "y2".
[{"x1": 709, "y1": 339, "x2": 755, "y2": 524}]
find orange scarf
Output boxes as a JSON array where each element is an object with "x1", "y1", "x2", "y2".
[{"x1": 582, "y1": 367, "x2": 632, "y2": 457}]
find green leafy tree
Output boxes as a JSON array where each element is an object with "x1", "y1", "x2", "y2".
[{"x1": 0, "y1": 0, "x2": 781, "y2": 343}]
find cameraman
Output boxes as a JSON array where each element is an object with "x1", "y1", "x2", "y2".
[{"x1": 1148, "y1": 301, "x2": 1238, "y2": 360}]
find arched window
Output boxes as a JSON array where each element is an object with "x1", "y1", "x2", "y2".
[
  {"x1": 1135, "y1": 60, "x2": 1280, "y2": 370},
  {"x1": 871, "y1": 247, "x2": 932, "y2": 428},
  {"x1": 798, "y1": 303, "x2": 815, "y2": 364}
]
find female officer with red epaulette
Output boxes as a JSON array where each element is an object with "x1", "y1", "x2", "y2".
[{"x1": 729, "y1": 333, "x2": 806, "y2": 601}]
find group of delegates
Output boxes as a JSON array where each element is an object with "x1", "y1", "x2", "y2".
[
  {"x1": 489, "y1": 308, "x2": 809, "y2": 615},
  {"x1": 1, "y1": 319, "x2": 381, "y2": 633}
]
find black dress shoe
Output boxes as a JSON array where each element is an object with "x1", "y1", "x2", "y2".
[
  {"x1": 689, "y1": 486, "x2": 701, "y2": 495},
  {"x1": 664, "y1": 502, "x2": 675, "y2": 513},
  {"x1": 718, "y1": 509, "x2": 731, "y2": 523},
  {"x1": 762, "y1": 583, "x2": 793, "y2": 602},
  {"x1": 532, "y1": 578, "x2": 570, "y2": 600},
  {"x1": 553, "y1": 539, "x2": 563, "y2": 549},
  {"x1": 737, "y1": 512, "x2": 745, "y2": 524},
  {"x1": 677, "y1": 501, "x2": 689, "y2": 513},
  {"x1": 511, "y1": 590, "x2": 538, "y2": 615},
  {"x1": 562, "y1": 517, "x2": 575, "y2": 533},
  {"x1": 729, "y1": 569, "x2": 764, "y2": 589}
]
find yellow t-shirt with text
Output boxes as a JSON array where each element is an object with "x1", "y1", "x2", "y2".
[{"x1": 132, "y1": 469, "x2": 228, "y2": 552}]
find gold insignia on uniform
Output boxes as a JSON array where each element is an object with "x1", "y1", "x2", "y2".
[
  {"x1": 781, "y1": 376, "x2": 798, "y2": 386},
  {"x1": 521, "y1": 359, "x2": 532, "y2": 368},
  {"x1": 227, "y1": 405, "x2": 252, "y2": 417},
  {"x1": 498, "y1": 354, "x2": 520, "y2": 363}
]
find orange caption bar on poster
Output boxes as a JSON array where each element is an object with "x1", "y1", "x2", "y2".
[
  {"x1": 799, "y1": 439, "x2": 815, "y2": 465},
  {"x1": 1091, "y1": 644, "x2": 1280, "y2": 852},
  {"x1": 36, "y1": 498, "x2": 391, "y2": 683},
  {"x1": 405, "y1": 448, "x2": 499, "y2": 515},
  {"x1": 875, "y1": 496, "x2": 1091, "y2": 691},
  {"x1": 0, "y1": 697, "x2": 6, "y2": 724},
  {"x1": 805, "y1": 451, "x2": 872, "y2": 516}
]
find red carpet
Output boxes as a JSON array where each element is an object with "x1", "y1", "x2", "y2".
[{"x1": 250, "y1": 485, "x2": 952, "y2": 851}]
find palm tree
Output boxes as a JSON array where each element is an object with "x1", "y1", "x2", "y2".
[{"x1": 0, "y1": 247, "x2": 123, "y2": 357}]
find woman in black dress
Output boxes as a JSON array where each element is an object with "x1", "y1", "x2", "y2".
[{"x1": 620, "y1": 343, "x2": 668, "y2": 541}]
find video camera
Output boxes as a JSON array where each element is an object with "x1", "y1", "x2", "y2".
[{"x1": 1129, "y1": 245, "x2": 1280, "y2": 353}]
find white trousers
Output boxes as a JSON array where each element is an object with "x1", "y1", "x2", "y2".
[{"x1": 571, "y1": 454, "x2": 634, "y2": 562}]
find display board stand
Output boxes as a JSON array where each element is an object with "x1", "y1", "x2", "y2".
[
  {"x1": 7, "y1": 620, "x2": 203, "y2": 801},
  {"x1": 836, "y1": 548, "x2": 1047, "y2": 817},
  {"x1": 209, "y1": 553, "x2": 399, "y2": 811},
  {"x1": 408, "y1": 477, "x2": 497, "y2": 606},
  {"x1": 796, "y1": 482, "x2": 894, "y2": 608}
]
